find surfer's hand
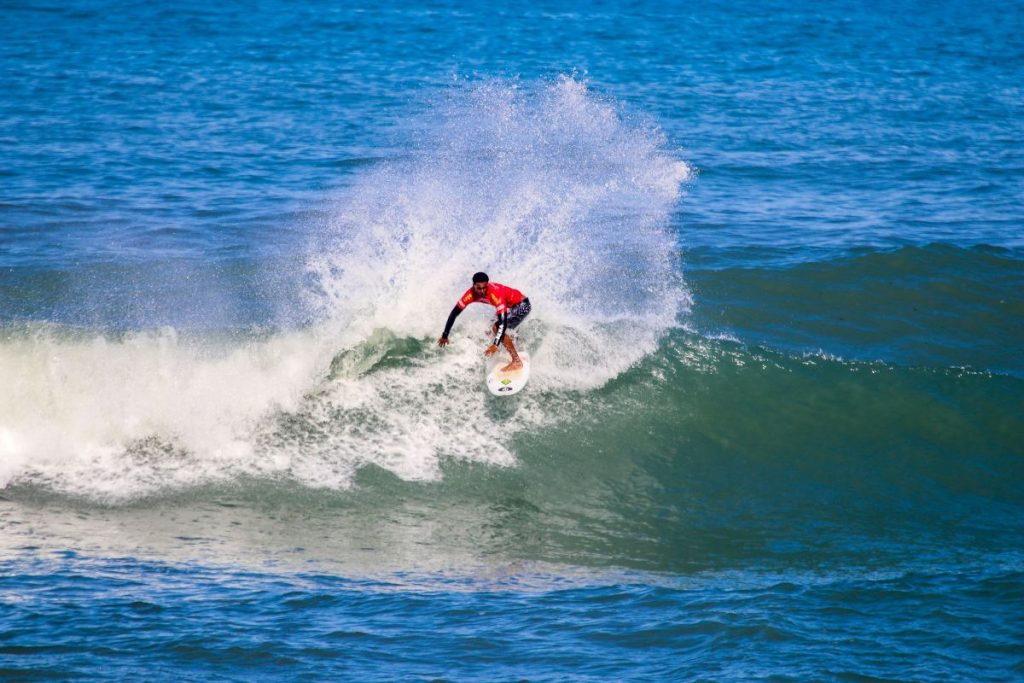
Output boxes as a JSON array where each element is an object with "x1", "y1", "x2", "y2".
[
  {"x1": 484, "y1": 344, "x2": 498, "y2": 357},
  {"x1": 437, "y1": 336, "x2": 449, "y2": 347}
]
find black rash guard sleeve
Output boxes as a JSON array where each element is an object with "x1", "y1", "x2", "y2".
[
  {"x1": 492, "y1": 310, "x2": 508, "y2": 347},
  {"x1": 441, "y1": 305, "x2": 462, "y2": 338}
]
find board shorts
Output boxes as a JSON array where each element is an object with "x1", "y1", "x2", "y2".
[{"x1": 499, "y1": 297, "x2": 531, "y2": 330}]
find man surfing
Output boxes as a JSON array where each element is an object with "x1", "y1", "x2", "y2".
[{"x1": 437, "y1": 272, "x2": 531, "y2": 371}]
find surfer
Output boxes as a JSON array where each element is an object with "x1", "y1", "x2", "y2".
[{"x1": 437, "y1": 272, "x2": 531, "y2": 372}]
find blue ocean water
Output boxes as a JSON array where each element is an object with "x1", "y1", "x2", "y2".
[{"x1": 2, "y1": 0, "x2": 1023, "y2": 680}]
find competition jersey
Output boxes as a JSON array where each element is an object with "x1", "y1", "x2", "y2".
[{"x1": 455, "y1": 282, "x2": 526, "y2": 315}]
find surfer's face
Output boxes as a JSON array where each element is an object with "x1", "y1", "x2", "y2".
[{"x1": 472, "y1": 282, "x2": 488, "y2": 296}]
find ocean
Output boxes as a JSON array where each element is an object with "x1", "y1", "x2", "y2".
[{"x1": 1, "y1": 0, "x2": 1022, "y2": 680}]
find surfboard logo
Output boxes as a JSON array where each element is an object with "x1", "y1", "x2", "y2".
[{"x1": 501, "y1": 378, "x2": 511, "y2": 385}]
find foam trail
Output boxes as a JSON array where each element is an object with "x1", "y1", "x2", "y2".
[{"x1": 1, "y1": 77, "x2": 691, "y2": 501}]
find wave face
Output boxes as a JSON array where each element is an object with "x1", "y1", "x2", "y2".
[
  {"x1": 0, "y1": 78, "x2": 693, "y2": 501},
  {"x1": 686, "y1": 243, "x2": 1024, "y2": 377}
]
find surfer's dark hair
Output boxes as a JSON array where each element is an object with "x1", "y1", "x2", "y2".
[{"x1": 472, "y1": 272, "x2": 489, "y2": 283}]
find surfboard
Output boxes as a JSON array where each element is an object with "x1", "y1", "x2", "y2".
[{"x1": 486, "y1": 351, "x2": 530, "y2": 396}]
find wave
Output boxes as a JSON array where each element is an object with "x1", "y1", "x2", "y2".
[{"x1": 4, "y1": 321, "x2": 1021, "y2": 505}]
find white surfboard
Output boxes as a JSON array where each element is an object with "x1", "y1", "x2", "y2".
[{"x1": 486, "y1": 351, "x2": 530, "y2": 396}]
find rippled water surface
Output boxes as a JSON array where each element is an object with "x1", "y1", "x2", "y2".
[{"x1": 2, "y1": 0, "x2": 1022, "y2": 680}]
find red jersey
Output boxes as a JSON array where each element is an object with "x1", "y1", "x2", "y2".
[{"x1": 456, "y1": 282, "x2": 526, "y2": 315}]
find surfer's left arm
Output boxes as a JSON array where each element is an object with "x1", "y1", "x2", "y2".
[{"x1": 488, "y1": 310, "x2": 508, "y2": 351}]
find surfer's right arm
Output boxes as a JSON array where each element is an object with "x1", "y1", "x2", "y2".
[
  {"x1": 437, "y1": 304, "x2": 463, "y2": 347},
  {"x1": 438, "y1": 289, "x2": 476, "y2": 347}
]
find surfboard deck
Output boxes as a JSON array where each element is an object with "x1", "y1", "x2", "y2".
[{"x1": 486, "y1": 351, "x2": 530, "y2": 396}]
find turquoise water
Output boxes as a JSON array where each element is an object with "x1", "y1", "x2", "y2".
[{"x1": 2, "y1": 1, "x2": 1023, "y2": 680}]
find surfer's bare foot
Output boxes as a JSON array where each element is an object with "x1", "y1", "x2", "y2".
[{"x1": 501, "y1": 359, "x2": 523, "y2": 372}]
